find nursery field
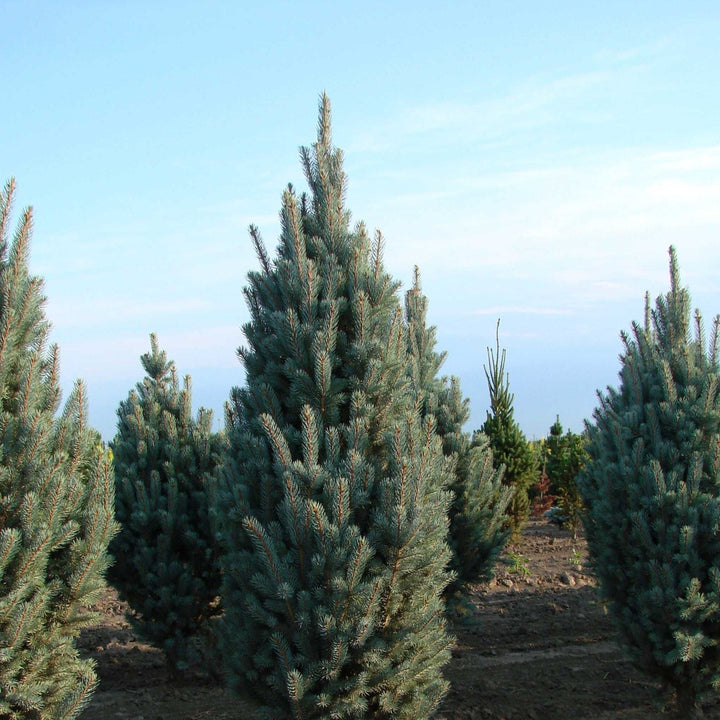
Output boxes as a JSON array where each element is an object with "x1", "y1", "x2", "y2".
[{"x1": 78, "y1": 517, "x2": 720, "y2": 720}]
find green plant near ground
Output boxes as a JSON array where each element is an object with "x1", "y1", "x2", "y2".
[
  {"x1": 569, "y1": 548, "x2": 583, "y2": 568},
  {"x1": 505, "y1": 552, "x2": 531, "y2": 576},
  {"x1": 579, "y1": 246, "x2": 720, "y2": 718},
  {"x1": 0, "y1": 179, "x2": 118, "y2": 719},
  {"x1": 215, "y1": 96, "x2": 454, "y2": 720}
]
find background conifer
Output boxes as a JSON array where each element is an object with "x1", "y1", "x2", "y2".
[
  {"x1": 579, "y1": 247, "x2": 720, "y2": 716},
  {"x1": 544, "y1": 417, "x2": 587, "y2": 539},
  {"x1": 404, "y1": 269, "x2": 511, "y2": 594},
  {"x1": 111, "y1": 334, "x2": 223, "y2": 673},
  {"x1": 479, "y1": 322, "x2": 537, "y2": 535},
  {"x1": 0, "y1": 179, "x2": 117, "y2": 719},
  {"x1": 216, "y1": 96, "x2": 454, "y2": 719}
]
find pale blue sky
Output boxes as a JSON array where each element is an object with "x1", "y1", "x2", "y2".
[{"x1": 3, "y1": 1, "x2": 720, "y2": 440}]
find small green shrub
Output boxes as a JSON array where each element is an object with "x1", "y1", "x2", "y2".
[{"x1": 505, "y1": 552, "x2": 530, "y2": 577}]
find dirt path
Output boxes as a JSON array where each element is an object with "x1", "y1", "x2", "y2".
[{"x1": 78, "y1": 518, "x2": 720, "y2": 719}]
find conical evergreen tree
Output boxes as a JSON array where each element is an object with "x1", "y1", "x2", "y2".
[
  {"x1": 579, "y1": 247, "x2": 720, "y2": 717},
  {"x1": 216, "y1": 96, "x2": 454, "y2": 719},
  {"x1": 111, "y1": 334, "x2": 224, "y2": 673},
  {"x1": 479, "y1": 322, "x2": 536, "y2": 535},
  {"x1": 0, "y1": 179, "x2": 118, "y2": 719},
  {"x1": 404, "y1": 269, "x2": 511, "y2": 594}
]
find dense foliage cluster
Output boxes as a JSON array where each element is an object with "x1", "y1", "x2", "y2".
[
  {"x1": 111, "y1": 335, "x2": 224, "y2": 672},
  {"x1": 579, "y1": 248, "x2": 720, "y2": 716},
  {"x1": 0, "y1": 179, "x2": 117, "y2": 719}
]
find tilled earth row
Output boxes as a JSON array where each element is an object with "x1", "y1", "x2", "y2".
[{"x1": 78, "y1": 518, "x2": 720, "y2": 719}]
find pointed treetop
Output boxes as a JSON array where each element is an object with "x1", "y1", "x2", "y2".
[
  {"x1": 0, "y1": 179, "x2": 50, "y2": 380},
  {"x1": 485, "y1": 319, "x2": 514, "y2": 421},
  {"x1": 0, "y1": 177, "x2": 18, "y2": 246},
  {"x1": 550, "y1": 415, "x2": 563, "y2": 437},
  {"x1": 2, "y1": 179, "x2": 34, "y2": 282},
  {"x1": 711, "y1": 316, "x2": 720, "y2": 367},
  {"x1": 668, "y1": 245, "x2": 679, "y2": 295},
  {"x1": 645, "y1": 245, "x2": 692, "y2": 355},
  {"x1": 298, "y1": 93, "x2": 350, "y2": 255},
  {"x1": 406, "y1": 265, "x2": 425, "y2": 312},
  {"x1": 318, "y1": 92, "x2": 332, "y2": 150},
  {"x1": 140, "y1": 333, "x2": 174, "y2": 385}
]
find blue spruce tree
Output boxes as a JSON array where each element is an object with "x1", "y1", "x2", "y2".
[
  {"x1": 0, "y1": 179, "x2": 117, "y2": 719},
  {"x1": 404, "y1": 269, "x2": 511, "y2": 595},
  {"x1": 579, "y1": 247, "x2": 720, "y2": 717},
  {"x1": 216, "y1": 96, "x2": 454, "y2": 719}
]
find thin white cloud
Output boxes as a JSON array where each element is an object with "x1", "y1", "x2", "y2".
[
  {"x1": 55, "y1": 324, "x2": 243, "y2": 385},
  {"x1": 159, "y1": 326, "x2": 243, "y2": 370},
  {"x1": 372, "y1": 145, "x2": 720, "y2": 287},
  {"x1": 348, "y1": 66, "x2": 628, "y2": 155},
  {"x1": 46, "y1": 296, "x2": 214, "y2": 329},
  {"x1": 470, "y1": 306, "x2": 575, "y2": 316},
  {"x1": 592, "y1": 37, "x2": 671, "y2": 66},
  {"x1": 652, "y1": 146, "x2": 720, "y2": 172}
]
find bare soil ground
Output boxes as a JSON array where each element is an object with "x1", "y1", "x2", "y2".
[{"x1": 78, "y1": 517, "x2": 720, "y2": 719}]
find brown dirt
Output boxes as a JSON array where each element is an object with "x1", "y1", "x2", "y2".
[{"x1": 77, "y1": 518, "x2": 720, "y2": 719}]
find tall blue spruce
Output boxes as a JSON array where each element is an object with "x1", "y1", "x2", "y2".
[
  {"x1": 404, "y1": 268, "x2": 511, "y2": 595},
  {"x1": 0, "y1": 179, "x2": 118, "y2": 719},
  {"x1": 216, "y1": 96, "x2": 454, "y2": 719},
  {"x1": 579, "y1": 247, "x2": 720, "y2": 717},
  {"x1": 111, "y1": 334, "x2": 224, "y2": 673}
]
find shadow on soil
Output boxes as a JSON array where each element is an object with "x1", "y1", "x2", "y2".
[{"x1": 78, "y1": 518, "x2": 720, "y2": 719}]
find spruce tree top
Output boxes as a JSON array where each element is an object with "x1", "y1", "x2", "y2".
[
  {"x1": 231, "y1": 94, "x2": 407, "y2": 465},
  {"x1": 405, "y1": 266, "x2": 446, "y2": 412},
  {"x1": 484, "y1": 319, "x2": 515, "y2": 425}
]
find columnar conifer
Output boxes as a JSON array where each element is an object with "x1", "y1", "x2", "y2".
[
  {"x1": 0, "y1": 179, "x2": 117, "y2": 719},
  {"x1": 480, "y1": 323, "x2": 536, "y2": 535},
  {"x1": 404, "y1": 269, "x2": 511, "y2": 592},
  {"x1": 216, "y1": 96, "x2": 454, "y2": 719},
  {"x1": 579, "y1": 247, "x2": 720, "y2": 717},
  {"x1": 111, "y1": 335, "x2": 223, "y2": 672}
]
